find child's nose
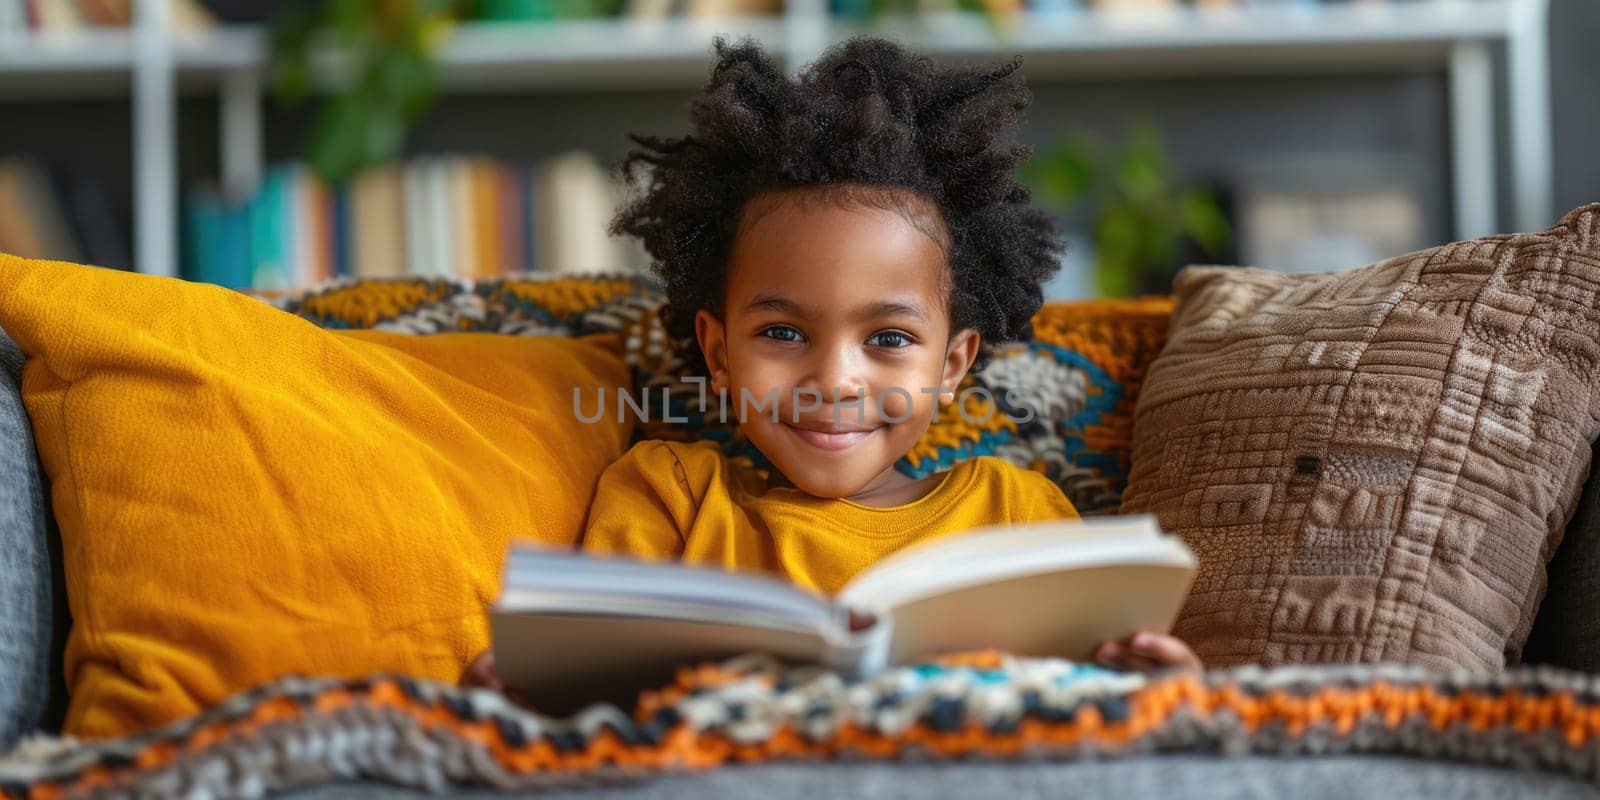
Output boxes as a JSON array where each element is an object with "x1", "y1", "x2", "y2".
[{"x1": 805, "y1": 348, "x2": 868, "y2": 402}]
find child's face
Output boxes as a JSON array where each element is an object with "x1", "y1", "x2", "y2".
[{"x1": 694, "y1": 190, "x2": 980, "y2": 501}]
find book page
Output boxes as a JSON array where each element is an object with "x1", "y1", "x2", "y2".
[
  {"x1": 835, "y1": 515, "x2": 1197, "y2": 666},
  {"x1": 877, "y1": 560, "x2": 1197, "y2": 665},
  {"x1": 492, "y1": 613, "x2": 841, "y2": 714},
  {"x1": 838, "y1": 515, "x2": 1165, "y2": 608},
  {"x1": 491, "y1": 547, "x2": 888, "y2": 708},
  {"x1": 502, "y1": 547, "x2": 842, "y2": 633}
]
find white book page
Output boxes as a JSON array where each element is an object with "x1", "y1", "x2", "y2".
[
  {"x1": 836, "y1": 515, "x2": 1183, "y2": 611},
  {"x1": 500, "y1": 548, "x2": 844, "y2": 636}
]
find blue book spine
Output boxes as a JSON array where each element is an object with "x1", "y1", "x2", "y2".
[
  {"x1": 522, "y1": 165, "x2": 537, "y2": 273},
  {"x1": 182, "y1": 191, "x2": 220, "y2": 284},
  {"x1": 250, "y1": 167, "x2": 291, "y2": 290},
  {"x1": 333, "y1": 183, "x2": 352, "y2": 278},
  {"x1": 221, "y1": 203, "x2": 252, "y2": 289},
  {"x1": 831, "y1": 0, "x2": 872, "y2": 19}
]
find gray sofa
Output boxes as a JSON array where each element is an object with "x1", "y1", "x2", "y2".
[{"x1": 4, "y1": 322, "x2": 1600, "y2": 799}]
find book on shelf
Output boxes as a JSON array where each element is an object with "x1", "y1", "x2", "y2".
[
  {"x1": 332, "y1": 177, "x2": 351, "y2": 279},
  {"x1": 468, "y1": 157, "x2": 499, "y2": 279},
  {"x1": 531, "y1": 150, "x2": 638, "y2": 276},
  {"x1": 183, "y1": 186, "x2": 250, "y2": 289},
  {"x1": 297, "y1": 163, "x2": 335, "y2": 287},
  {"x1": 350, "y1": 164, "x2": 405, "y2": 279},
  {"x1": 624, "y1": 0, "x2": 675, "y2": 17},
  {"x1": 474, "y1": 0, "x2": 618, "y2": 21},
  {"x1": 683, "y1": 0, "x2": 782, "y2": 15},
  {"x1": 6, "y1": 0, "x2": 214, "y2": 32},
  {"x1": 74, "y1": 0, "x2": 129, "y2": 26},
  {"x1": 57, "y1": 172, "x2": 130, "y2": 270},
  {"x1": 1085, "y1": 0, "x2": 1179, "y2": 10},
  {"x1": 497, "y1": 161, "x2": 528, "y2": 280},
  {"x1": 491, "y1": 514, "x2": 1197, "y2": 710},
  {"x1": 25, "y1": 0, "x2": 84, "y2": 32},
  {"x1": 0, "y1": 159, "x2": 81, "y2": 264},
  {"x1": 249, "y1": 166, "x2": 290, "y2": 288},
  {"x1": 471, "y1": 0, "x2": 780, "y2": 20},
  {"x1": 182, "y1": 151, "x2": 647, "y2": 286},
  {"x1": 422, "y1": 158, "x2": 453, "y2": 278},
  {"x1": 0, "y1": 159, "x2": 129, "y2": 270},
  {"x1": 401, "y1": 160, "x2": 431, "y2": 278}
]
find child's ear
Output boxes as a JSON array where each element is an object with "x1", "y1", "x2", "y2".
[
  {"x1": 939, "y1": 328, "x2": 981, "y2": 399},
  {"x1": 694, "y1": 309, "x2": 731, "y2": 393}
]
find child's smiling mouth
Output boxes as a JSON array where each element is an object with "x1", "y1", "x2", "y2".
[{"x1": 782, "y1": 420, "x2": 879, "y2": 452}]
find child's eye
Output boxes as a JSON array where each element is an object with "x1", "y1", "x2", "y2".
[
  {"x1": 759, "y1": 325, "x2": 804, "y2": 343},
  {"x1": 867, "y1": 331, "x2": 914, "y2": 349}
]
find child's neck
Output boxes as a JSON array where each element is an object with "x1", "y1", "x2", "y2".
[{"x1": 767, "y1": 467, "x2": 948, "y2": 508}]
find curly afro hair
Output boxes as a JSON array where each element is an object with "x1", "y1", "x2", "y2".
[{"x1": 610, "y1": 35, "x2": 1063, "y2": 375}]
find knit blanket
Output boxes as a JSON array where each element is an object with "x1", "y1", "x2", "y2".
[{"x1": 3, "y1": 654, "x2": 1599, "y2": 798}]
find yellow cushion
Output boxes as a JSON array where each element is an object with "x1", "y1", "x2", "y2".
[{"x1": 0, "y1": 255, "x2": 635, "y2": 738}]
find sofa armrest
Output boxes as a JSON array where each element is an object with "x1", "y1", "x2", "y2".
[
  {"x1": 1524, "y1": 441, "x2": 1600, "y2": 671},
  {"x1": 0, "y1": 325, "x2": 63, "y2": 749}
]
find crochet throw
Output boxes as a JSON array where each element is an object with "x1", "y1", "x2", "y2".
[{"x1": 3, "y1": 655, "x2": 1599, "y2": 798}]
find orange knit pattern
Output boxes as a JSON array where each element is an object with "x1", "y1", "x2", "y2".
[
  {"x1": 7, "y1": 658, "x2": 1598, "y2": 797},
  {"x1": 1028, "y1": 296, "x2": 1174, "y2": 472}
]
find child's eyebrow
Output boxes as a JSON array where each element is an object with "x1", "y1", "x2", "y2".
[
  {"x1": 858, "y1": 301, "x2": 928, "y2": 323},
  {"x1": 745, "y1": 294, "x2": 928, "y2": 323}
]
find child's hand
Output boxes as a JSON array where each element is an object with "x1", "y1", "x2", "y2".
[
  {"x1": 460, "y1": 649, "x2": 539, "y2": 709},
  {"x1": 460, "y1": 649, "x2": 505, "y2": 691},
  {"x1": 460, "y1": 649, "x2": 538, "y2": 710},
  {"x1": 1093, "y1": 631, "x2": 1203, "y2": 673}
]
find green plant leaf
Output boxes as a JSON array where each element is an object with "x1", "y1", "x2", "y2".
[
  {"x1": 308, "y1": 91, "x2": 376, "y2": 185},
  {"x1": 375, "y1": 49, "x2": 439, "y2": 120},
  {"x1": 330, "y1": 0, "x2": 370, "y2": 44},
  {"x1": 1093, "y1": 264, "x2": 1132, "y2": 297},
  {"x1": 364, "y1": 103, "x2": 408, "y2": 170},
  {"x1": 270, "y1": 52, "x2": 313, "y2": 106},
  {"x1": 1094, "y1": 203, "x2": 1146, "y2": 296},
  {"x1": 1114, "y1": 123, "x2": 1171, "y2": 205},
  {"x1": 420, "y1": 0, "x2": 462, "y2": 18},
  {"x1": 1054, "y1": 146, "x2": 1099, "y2": 204},
  {"x1": 1026, "y1": 150, "x2": 1090, "y2": 209},
  {"x1": 1036, "y1": 118, "x2": 1234, "y2": 294},
  {"x1": 267, "y1": 1, "x2": 319, "y2": 105},
  {"x1": 270, "y1": 0, "x2": 459, "y2": 183},
  {"x1": 1178, "y1": 188, "x2": 1232, "y2": 257},
  {"x1": 1025, "y1": 128, "x2": 1104, "y2": 211}
]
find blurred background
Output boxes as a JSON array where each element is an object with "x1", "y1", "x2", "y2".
[{"x1": 0, "y1": 0, "x2": 1594, "y2": 298}]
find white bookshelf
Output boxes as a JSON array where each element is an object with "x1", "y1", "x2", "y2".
[
  {"x1": 0, "y1": 27, "x2": 134, "y2": 71},
  {"x1": 0, "y1": 0, "x2": 1554, "y2": 277},
  {"x1": 0, "y1": 28, "x2": 134, "y2": 98}
]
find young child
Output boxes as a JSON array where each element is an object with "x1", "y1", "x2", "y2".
[{"x1": 463, "y1": 37, "x2": 1198, "y2": 691}]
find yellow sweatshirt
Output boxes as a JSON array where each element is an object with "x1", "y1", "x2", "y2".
[{"x1": 578, "y1": 439, "x2": 1081, "y2": 595}]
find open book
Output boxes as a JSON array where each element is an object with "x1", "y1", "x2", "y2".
[{"x1": 491, "y1": 515, "x2": 1196, "y2": 709}]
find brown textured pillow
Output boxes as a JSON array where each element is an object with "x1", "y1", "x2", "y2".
[{"x1": 1121, "y1": 203, "x2": 1600, "y2": 672}]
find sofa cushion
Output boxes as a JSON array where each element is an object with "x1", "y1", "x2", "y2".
[
  {"x1": 1523, "y1": 441, "x2": 1600, "y2": 670},
  {"x1": 0, "y1": 324, "x2": 54, "y2": 750},
  {"x1": 267, "y1": 759, "x2": 1600, "y2": 800},
  {"x1": 1121, "y1": 203, "x2": 1600, "y2": 672},
  {"x1": 0, "y1": 257, "x2": 637, "y2": 738}
]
